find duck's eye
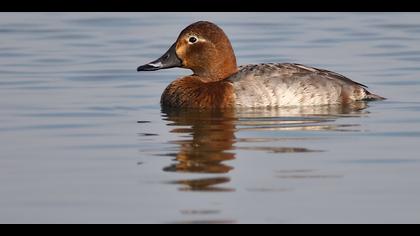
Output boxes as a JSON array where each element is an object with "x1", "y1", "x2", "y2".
[{"x1": 188, "y1": 36, "x2": 198, "y2": 44}]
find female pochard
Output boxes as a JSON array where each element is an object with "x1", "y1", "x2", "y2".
[{"x1": 137, "y1": 21, "x2": 384, "y2": 108}]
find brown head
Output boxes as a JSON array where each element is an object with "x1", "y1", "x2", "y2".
[{"x1": 137, "y1": 21, "x2": 238, "y2": 81}]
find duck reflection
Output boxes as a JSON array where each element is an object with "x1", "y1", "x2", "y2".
[
  {"x1": 168, "y1": 177, "x2": 234, "y2": 192},
  {"x1": 162, "y1": 108, "x2": 237, "y2": 174},
  {"x1": 160, "y1": 102, "x2": 369, "y2": 191},
  {"x1": 161, "y1": 108, "x2": 237, "y2": 192},
  {"x1": 235, "y1": 101, "x2": 369, "y2": 132}
]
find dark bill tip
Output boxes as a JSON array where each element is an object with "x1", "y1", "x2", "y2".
[{"x1": 137, "y1": 62, "x2": 163, "y2": 71}]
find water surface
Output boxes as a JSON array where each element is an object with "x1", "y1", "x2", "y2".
[{"x1": 1, "y1": 13, "x2": 420, "y2": 223}]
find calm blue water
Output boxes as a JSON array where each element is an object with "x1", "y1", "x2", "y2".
[{"x1": 1, "y1": 13, "x2": 420, "y2": 223}]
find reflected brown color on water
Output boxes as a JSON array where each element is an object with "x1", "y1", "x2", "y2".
[{"x1": 160, "y1": 102, "x2": 368, "y2": 191}]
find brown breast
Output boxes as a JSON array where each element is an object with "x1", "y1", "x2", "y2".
[{"x1": 160, "y1": 76, "x2": 236, "y2": 109}]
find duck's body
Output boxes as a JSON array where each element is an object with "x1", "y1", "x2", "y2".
[
  {"x1": 138, "y1": 21, "x2": 384, "y2": 108},
  {"x1": 230, "y1": 63, "x2": 383, "y2": 107}
]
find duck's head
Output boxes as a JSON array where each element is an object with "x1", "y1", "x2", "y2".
[{"x1": 137, "y1": 21, "x2": 238, "y2": 80}]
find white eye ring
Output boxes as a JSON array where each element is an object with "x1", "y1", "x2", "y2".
[{"x1": 188, "y1": 36, "x2": 198, "y2": 44}]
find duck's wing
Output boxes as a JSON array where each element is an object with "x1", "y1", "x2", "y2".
[
  {"x1": 229, "y1": 63, "x2": 378, "y2": 107},
  {"x1": 293, "y1": 63, "x2": 368, "y2": 88},
  {"x1": 236, "y1": 63, "x2": 368, "y2": 88}
]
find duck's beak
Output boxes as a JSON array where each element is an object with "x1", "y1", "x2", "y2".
[{"x1": 137, "y1": 43, "x2": 182, "y2": 71}]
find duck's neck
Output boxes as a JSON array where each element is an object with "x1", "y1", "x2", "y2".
[
  {"x1": 193, "y1": 68, "x2": 238, "y2": 83},
  {"x1": 192, "y1": 53, "x2": 238, "y2": 82}
]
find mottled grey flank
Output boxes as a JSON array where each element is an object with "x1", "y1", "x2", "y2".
[{"x1": 230, "y1": 63, "x2": 373, "y2": 107}]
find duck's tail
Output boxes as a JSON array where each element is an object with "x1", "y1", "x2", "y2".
[{"x1": 364, "y1": 90, "x2": 386, "y2": 101}]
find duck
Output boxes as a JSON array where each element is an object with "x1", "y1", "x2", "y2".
[{"x1": 137, "y1": 21, "x2": 384, "y2": 108}]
